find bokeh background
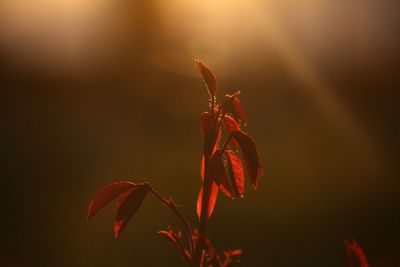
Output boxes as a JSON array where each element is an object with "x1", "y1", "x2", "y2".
[{"x1": 1, "y1": 0, "x2": 400, "y2": 266}]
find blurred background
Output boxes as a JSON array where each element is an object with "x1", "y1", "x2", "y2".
[{"x1": 1, "y1": 0, "x2": 399, "y2": 266}]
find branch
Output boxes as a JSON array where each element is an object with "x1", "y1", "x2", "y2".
[{"x1": 148, "y1": 185, "x2": 194, "y2": 256}]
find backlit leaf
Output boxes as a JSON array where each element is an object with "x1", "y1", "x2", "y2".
[
  {"x1": 210, "y1": 150, "x2": 234, "y2": 199},
  {"x1": 242, "y1": 150, "x2": 263, "y2": 189},
  {"x1": 232, "y1": 131, "x2": 259, "y2": 161},
  {"x1": 87, "y1": 182, "x2": 136, "y2": 220},
  {"x1": 203, "y1": 116, "x2": 221, "y2": 156},
  {"x1": 222, "y1": 115, "x2": 240, "y2": 150},
  {"x1": 114, "y1": 184, "x2": 149, "y2": 238},
  {"x1": 232, "y1": 97, "x2": 246, "y2": 124},
  {"x1": 196, "y1": 182, "x2": 219, "y2": 219},
  {"x1": 226, "y1": 249, "x2": 242, "y2": 256},
  {"x1": 158, "y1": 230, "x2": 179, "y2": 246},
  {"x1": 223, "y1": 91, "x2": 246, "y2": 124},
  {"x1": 195, "y1": 59, "x2": 218, "y2": 97},
  {"x1": 225, "y1": 150, "x2": 245, "y2": 197},
  {"x1": 232, "y1": 131, "x2": 263, "y2": 189},
  {"x1": 200, "y1": 111, "x2": 212, "y2": 135}
]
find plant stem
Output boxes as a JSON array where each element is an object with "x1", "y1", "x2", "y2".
[
  {"x1": 149, "y1": 186, "x2": 194, "y2": 255},
  {"x1": 192, "y1": 154, "x2": 212, "y2": 266},
  {"x1": 192, "y1": 106, "x2": 223, "y2": 266}
]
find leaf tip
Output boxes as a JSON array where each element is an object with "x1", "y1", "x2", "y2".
[
  {"x1": 86, "y1": 202, "x2": 95, "y2": 221},
  {"x1": 114, "y1": 220, "x2": 123, "y2": 239},
  {"x1": 194, "y1": 59, "x2": 218, "y2": 96},
  {"x1": 252, "y1": 180, "x2": 259, "y2": 190}
]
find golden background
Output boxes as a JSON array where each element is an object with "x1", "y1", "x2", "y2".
[{"x1": 1, "y1": 0, "x2": 399, "y2": 266}]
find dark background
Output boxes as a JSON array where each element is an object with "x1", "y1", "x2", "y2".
[{"x1": 1, "y1": 1, "x2": 399, "y2": 266}]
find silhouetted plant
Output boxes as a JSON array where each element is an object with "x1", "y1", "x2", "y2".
[
  {"x1": 86, "y1": 60, "x2": 369, "y2": 267},
  {"x1": 87, "y1": 59, "x2": 263, "y2": 266}
]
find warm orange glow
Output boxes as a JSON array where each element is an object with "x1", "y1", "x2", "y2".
[
  {"x1": 0, "y1": 0, "x2": 118, "y2": 74},
  {"x1": 2, "y1": 1, "x2": 399, "y2": 266}
]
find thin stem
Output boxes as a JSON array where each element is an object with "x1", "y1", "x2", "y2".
[
  {"x1": 192, "y1": 155, "x2": 211, "y2": 266},
  {"x1": 211, "y1": 95, "x2": 215, "y2": 112},
  {"x1": 148, "y1": 186, "x2": 194, "y2": 255}
]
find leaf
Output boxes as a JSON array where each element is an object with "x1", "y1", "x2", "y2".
[
  {"x1": 114, "y1": 184, "x2": 150, "y2": 238},
  {"x1": 344, "y1": 239, "x2": 369, "y2": 267},
  {"x1": 200, "y1": 111, "x2": 213, "y2": 135},
  {"x1": 226, "y1": 249, "x2": 242, "y2": 256},
  {"x1": 223, "y1": 115, "x2": 240, "y2": 132},
  {"x1": 225, "y1": 150, "x2": 245, "y2": 197},
  {"x1": 232, "y1": 97, "x2": 246, "y2": 124},
  {"x1": 222, "y1": 115, "x2": 240, "y2": 150},
  {"x1": 158, "y1": 230, "x2": 179, "y2": 247},
  {"x1": 223, "y1": 91, "x2": 246, "y2": 124},
  {"x1": 87, "y1": 182, "x2": 137, "y2": 220},
  {"x1": 243, "y1": 150, "x2": 263, "y2": 189},
  {"x1": 196, "y1": 182, "x2": 219, "y2": 219},
  {"x1": 232, "y1": 131, "x2": 263, "y2": 189},
  {"x1": 232, "y1": 131, "x2": 259, "y2": 161},
  {"x1": 203, "y1": 116, "x2": 221, "y2": 156},
  {"x1": 195, "y1": 59, "x2": 218, "y2": 97},
  {"x1": 210, "y1": 150, "x2": 234, "y2": 199}
]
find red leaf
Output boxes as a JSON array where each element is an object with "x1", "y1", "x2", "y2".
[
  {"x1": 232, "y1": 131, "x2": 259, "y2": 161},
  {"x1": 232, "y1": 97, "x2": 246, "y2": 124},
  {"x1": 203, "y1": 116, "x2": 221, "y2": 156},
  {"x1": 158, "y1": 230, "x2": 179, "y2": 246},
  {"x1": 232, "y1": 131, "x2": 263, "y2": 189},
  {"x1": 344, "y1": 239, "x2": 369, "y2": 267},
  {"x1": 200, "y1": 111, "x2": 213, "y2": 135},
  {"x1": 244, "y1": 149, "x2": 263, "y2": 189},
  {"x1": 210, "y1": 150, "x2": 234, "y2": 199},
  {"x1": 227, "y1": 249, "x2": 242, "y2": 256},
  {"x1": 114, "y1": 184, "x2": 149, "y2": 238},
  {"x1": 225, "y1": 150, "x2": 245, "y2": 197},
  {"x1": 195, "y1": 59, "x2": 218, "y2": 97},
  {"x1": 223, "y1": 91, "x2": 246, "y2": 124},
  {"x1": 222, "y1": 115, "x2": 240, "y2": 150},
  {"x1": 223, "y1": 115, "x2": 240, "y2": 132},
  {"x1": 196, "y1": 182, "x2": 219, "y2": 219},
  {"x1": 87, "y1": 182, "x2": 136, "y2": 220}
]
